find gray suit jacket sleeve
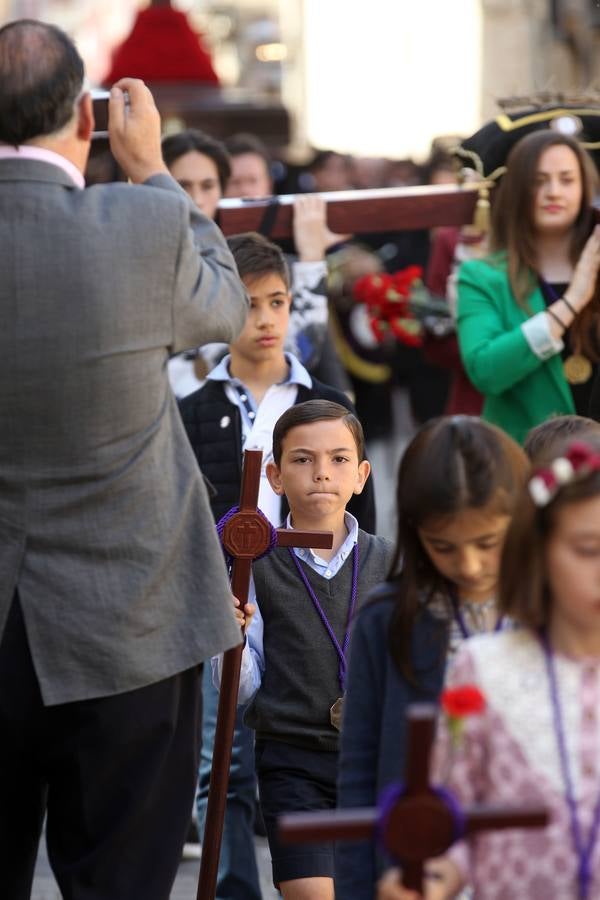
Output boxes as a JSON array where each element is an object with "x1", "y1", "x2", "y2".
[{"x1": 145, "y1": 173, "x2": 248, "y2": 353}]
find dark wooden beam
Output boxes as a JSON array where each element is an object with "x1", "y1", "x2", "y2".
[{"x1": 217, "y1": 183, "x2": 481, "y2": 238}]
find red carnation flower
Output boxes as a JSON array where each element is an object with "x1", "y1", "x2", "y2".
[
  {"x1": 441, "y1": 684, "x2": 485, "y2": 748},
  {"x1": 392, "y1": 265, "x2": 423, "y2": 296},
  {"x1": 441, "y1": 685, "x2": 486, "y2": 718}
]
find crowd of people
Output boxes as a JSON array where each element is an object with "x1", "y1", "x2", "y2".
[{"x1": 4, "y1": 15, "x2": 600, "y2": 900}]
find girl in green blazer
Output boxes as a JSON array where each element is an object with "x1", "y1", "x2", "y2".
[{"x1": 457, "y1": 130, "x2": 600, "y2": 445}]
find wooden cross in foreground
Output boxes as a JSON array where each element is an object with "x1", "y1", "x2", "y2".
[
  {"x1": 278, "y1": 703, "x2": 549, "y2": 893},
  {"x1": 217, "y1": 182, "x2": 482, "y2": 238},
  {"x1": 196, "y1": 449, "x2": 333, "y2": 900}
]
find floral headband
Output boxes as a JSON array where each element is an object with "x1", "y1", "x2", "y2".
[{"x1": 529, "y1": 441, "x2": 600, "y2": 507}]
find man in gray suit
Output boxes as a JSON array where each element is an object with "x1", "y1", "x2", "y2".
[{"x1": 0, "y1": 19, "x2": 247, "y2": 900}]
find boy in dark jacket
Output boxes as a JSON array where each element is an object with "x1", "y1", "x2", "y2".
[
  {"x1": 179, "y1": 231, "x2": 374, "y2": 529},
  {"x1": 179, "y1": 232, "x2": 375, "y2": 900}
]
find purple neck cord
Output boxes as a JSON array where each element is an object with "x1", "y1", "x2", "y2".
[
  {"x1": 449, "y1": 591, "x2": 503, "y2": 639},
  {"x1": 542, "y1": 631, "x2": 600, "y2": 900},
  {"x1": 288, "y1": 543, "x2": 359, "y2": 693}
]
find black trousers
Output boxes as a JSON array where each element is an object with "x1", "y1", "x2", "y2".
[{"x1": 0, "y1": 596, "x2": 202, "y2": 900}]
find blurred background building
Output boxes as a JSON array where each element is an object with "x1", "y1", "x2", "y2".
[{"x1": 3, "y1": 0, "x2": 600, "y2": 161}]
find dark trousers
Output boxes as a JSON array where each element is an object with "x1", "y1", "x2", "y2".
[{"x1": 0, "y1": 596, "x2": 202, "y2": 900}]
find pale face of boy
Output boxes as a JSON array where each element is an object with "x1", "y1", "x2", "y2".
[
  {"x1": 546, "y1": 495, "x2": 600, "y2": 639},
  {"x1": 418, "y1": 505, "x2": 511, "y2": 603},
  {"x1": 226, "y1": 152, "x2": 272, "y2": 198},
  {"x1": 229, "y1": 272, "x2": 291, "y2": 366},
  {"x1": 266, "y1": 419, "x2": 370, "y2": 522},
  {"x1": 168, "y1": 151, "x2": 222, "y2": 219}
]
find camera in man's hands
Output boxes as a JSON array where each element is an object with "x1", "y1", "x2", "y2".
[{"x1": 91, "y1": 89, "x2": 110, "y2": 139}]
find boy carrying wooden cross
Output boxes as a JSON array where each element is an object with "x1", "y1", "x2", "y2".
[{"x1": 213, "y1": 399, "x2": 393, "y2": 900}]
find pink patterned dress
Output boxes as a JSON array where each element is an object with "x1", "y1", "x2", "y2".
[{"x1": 436, "y1": 629, "x2": 600, "y2": 899}]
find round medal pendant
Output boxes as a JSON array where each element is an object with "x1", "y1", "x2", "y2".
[
  {"x1": 563, "y1": 353, "x2": 592, "y2": 385},
  {"x1": 330, "y1": 697, "x2": 344, "y2": 731}
]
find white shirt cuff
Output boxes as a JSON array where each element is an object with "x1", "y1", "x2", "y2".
[
  {"x1": 211, "y1": 640, "x2": 258, "y2": 704},
  {"x1": 521, "y1": 312, "x2": 564, "y2": 361}
]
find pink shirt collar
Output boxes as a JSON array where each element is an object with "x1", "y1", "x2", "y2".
[{"x1": 0, "y1": 145, "x2": 85, "y2": 188}]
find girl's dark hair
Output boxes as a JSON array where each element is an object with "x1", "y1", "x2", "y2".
[
  {"x1": 500, "y1": 434, "x2": 600, "y2": 629},
  {"x1": 161, "y1": 129, "x2": 231, "y2": 192},
  {"x1": 388, "y1": 416, "x2": 529, "y2": 681},
  {"x1": 490, "y1": 129, "x2": 600, "y2": 360}
]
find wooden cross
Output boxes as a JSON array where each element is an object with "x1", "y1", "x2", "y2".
[
  {"x1": 278, "y1": 703, "x2": 549, "y2": 893},
  {"x1": 196, "y1": 449, "x2": 333, "y2": 900},
  {"x1": 216, "y1": 182, "x2": 482, "y2": 238}
]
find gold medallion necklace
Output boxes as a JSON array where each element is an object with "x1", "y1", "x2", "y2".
[
  {"x1": 541, "y1": 277, "x2": 592, "y2": 385},
  {"x1": 563, "y1": 353, "x2": 593, "y2": 385}
]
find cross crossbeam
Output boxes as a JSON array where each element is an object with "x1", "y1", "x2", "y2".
[{"x1": 278, "y1": 704, "x2": 548, "y2": 892}]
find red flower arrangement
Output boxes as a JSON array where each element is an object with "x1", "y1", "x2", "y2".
[
  {"x1": 441, "y1": 684, "x2": 486, "y2": 745},
  {"x1": 441, "y1": 685, "x2": 486, "y2": 718},
  {"x1": 352, "y1": 266, "x2": 424, "y2": 347}
]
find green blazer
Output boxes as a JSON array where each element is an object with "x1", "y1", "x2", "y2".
[{"x1": 457, "y1": 255, "x2": 574, "y2": 444}]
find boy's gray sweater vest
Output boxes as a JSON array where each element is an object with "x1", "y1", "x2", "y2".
[{"x1": 245, "y1": 529, "x2": 393, "y2": 751}]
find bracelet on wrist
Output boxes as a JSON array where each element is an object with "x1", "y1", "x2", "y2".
[
  {"x1": 547, "y1": 307, "x2": 567, "y2": 331},
  {"x1": 561, "y1": 295, "x2": 578, "y2": 316}
]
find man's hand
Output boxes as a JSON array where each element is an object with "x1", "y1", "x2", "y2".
[
  {"x1": 293, "y1": 195, "x2": 351, "y2": 261},
  {"x1": 232, "y1": 595, "x2": 256, "y2": 634},
  {"x1": 108, "y1": 78, "x2": 169, "y2": 184}
]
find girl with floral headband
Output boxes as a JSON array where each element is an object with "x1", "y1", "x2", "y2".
[
  {"x1": 336, "y1": 416, "x2": 529, "y2": 900},
  {"x1": 379, "y1": 435, "x2": 600, "y2": 899}
]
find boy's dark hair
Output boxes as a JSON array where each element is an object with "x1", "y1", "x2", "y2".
[
  {"x1": 523, "y1": 414, "x2": 600, "y2": 464},
  {"x1": 308, "y1": 148, "x2": 349, "y2": 173},
  {"x1": 388, "y1": 416, "x2": 529, "y2": 682},
  {"x1": 224, "y1": 132, "x2": 271, "y2": 169},
  {"x1": 227, "y1": 232, "x2": 289, "y2": 289},
  {"x1": 272, "y1": 400, "x2": 365, "y2": 465},
  {"x1": 0, "y1": 20, "x2": 84, "y2": 146},
  {"x1": 500, "y1": 433, "x2": 600, "y2": 630},
  {"x1": 162, "y1": 129, "x2": 231, "y2": 192}
]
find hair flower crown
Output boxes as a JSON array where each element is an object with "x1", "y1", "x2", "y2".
[{"x1": 528, "y1": 441, "x2": 600, "y2": 507}]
